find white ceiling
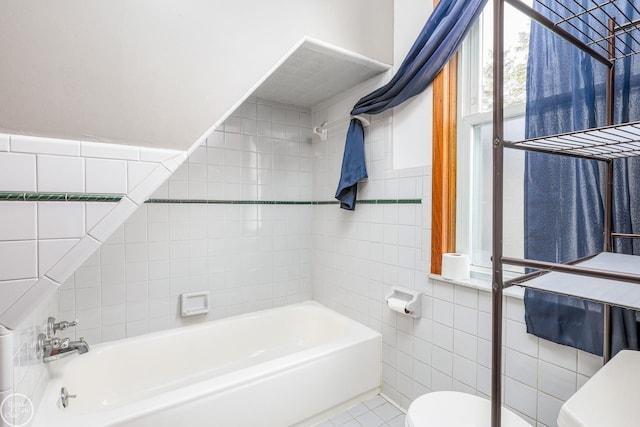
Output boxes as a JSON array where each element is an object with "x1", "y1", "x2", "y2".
[
  {"x1": 253, "y1": 39, "x2": 390, "y2": 108},
  {"x1": 0, "y1": 0, "x2": 394, "y2": 151}
]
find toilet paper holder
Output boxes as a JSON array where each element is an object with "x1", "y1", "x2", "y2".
[{"x1": 385, "y1": 287, "x2": 421, "y2": 318}]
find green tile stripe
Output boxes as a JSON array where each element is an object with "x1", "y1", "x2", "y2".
[
  {"x1": 146, "y1": 199, "x2": 314, "y2": 205},
  {"x1": 0, "y1": 192, "x2": 28, "y2": 201},
  {"x1": 358, "y1": 199, "x2": 422, "y2": 204},
  {"x1": 0, "y1": 192, "x2": 123, "y2": 202},
  {"x1": 145, "y1": 198, "x2": 421, "y2": 205},
  {"x1": 0, "y1": 193, "x2": 421, "y2": 205},
  {"x1": 312, "y1": 201, "x2": 340, "y2": 205}
]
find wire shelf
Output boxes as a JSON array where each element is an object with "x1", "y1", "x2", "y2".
[
  {"x1": 527, "y1": 0, "x2": 640, "y2": 60},
  {"x1": 506, "y1": 120, "x2": 640, "y2": 159}
]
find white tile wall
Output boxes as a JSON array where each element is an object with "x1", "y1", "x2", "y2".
[
  {"x1": 60, "y1": 98, "x2": 313, "y2": 342},
  {"x1": 87, "y1": 197, "x2": 139, "y2": 243},
  {"x1": 37, "y1": 155, "x2": 84, "y2": 192},
  {"x1": 86, "y1": 158, "x2": 127, "y2": 194},
  {"x1": 38, "y1": 239, "x2": 79, "y2": 276},
  {"x1": 0, "y1": 152, "x2": 36, "y2": 192},
  {"x1": 0, "y1": 202, "x2": 37, "y2": 241},
  {"x1": 0, "y1": 86, "x2": 607, "y2": 427},
  {"x1": 81, "y1": 141, "x2": 139, "y2": 160},
  {"x1": 0, "y1": 132, "x2": 184, "y2": 418},
  {"x1": 0, "y1": 279, "x2": 37, "y2": 314},
  {"x1": 86, "y1": 203, "x2": 116, "y2": 232},
  {"x1": 38, "y1": 202, "x2": 85, "y2": 239},
  {"x1": 9, "y1": 291, "x2": 59, "y2": 419},
  {"x1": 10, "y1": 135, "x2": 80, "y2": 156},
  {"x1": 0, "y1": 241, "x2": 38, "y2": 281},
  {"x1": 128, "y1": 162, "x2": 157, "y2": 192},
  {"x1": 309, "y1": 77, "x2": 602, "y2": 427}
]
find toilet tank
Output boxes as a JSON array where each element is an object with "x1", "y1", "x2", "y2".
[{"x1": 558, "y1": 350, "x2": 640, "y2": 427}]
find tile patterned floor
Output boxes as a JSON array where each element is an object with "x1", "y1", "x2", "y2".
[{"x1": 314, "y1": 395, "x2": 406, "y2": 427}]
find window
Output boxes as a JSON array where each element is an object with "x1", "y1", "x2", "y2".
[{"x1": 456, "y1": 2, "x2": 532, "y2": 274}]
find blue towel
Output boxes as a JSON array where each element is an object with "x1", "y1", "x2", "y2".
[
  {"x1": 335, "y1": 119, "x2": 368, "y2": 210},
  {"x1": 334, "y1": 0, "x2": 487, "y2": 210}
]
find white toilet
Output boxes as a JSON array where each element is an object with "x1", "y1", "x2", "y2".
[
  {"x1": 406, "y1": 391, "x2": 531, "y2": 427},
  {"x1": 557, "y1": 350, "x2": 640, "y2": 427}
]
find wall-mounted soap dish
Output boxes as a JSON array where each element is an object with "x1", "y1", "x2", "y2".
[{"x1": 180, "y1": 291, "x2": 210, "y2": 317}]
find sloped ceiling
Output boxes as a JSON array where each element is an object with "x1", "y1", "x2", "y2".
[
  {"x1": 253, "y1": 40, "x2": 389, "y2": 108},
  {"x1": 0, "y1": 0, "x2": 393, "y2": 151}
]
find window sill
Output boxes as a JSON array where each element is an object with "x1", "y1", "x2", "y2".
[{"x1": 428, "y1": 273, "x2": 525, "y2": 300}]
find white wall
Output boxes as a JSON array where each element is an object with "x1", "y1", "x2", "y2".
[
  {"x1": 0, "y1": 135, "x2": 184, "y2": 423},
  {"x1": 392, "y1": 0, "x2": 434, "y2": 170},
  {"x1": 0, "y1": 135, "x2": 185, "y2": 330},
  {"x1": 3, "y1": 53, "x2": 601, "y2": 427},
  {"x1": 0, "y1": 3, "x2": 392, "y2": 420},
  {"x1": 0, "y1": 0, "x2": 393, "y2": 151},
  {"x1": 309, "y1": 76, "x2": 603, "y2": 427},
  {"x1": 56, "y1": 98, "x2": 314, "y2": 344},
  {"x1": 3, "y1": 98, "x2": 315, "y2": 419}
]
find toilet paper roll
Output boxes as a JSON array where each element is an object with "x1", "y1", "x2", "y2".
[
  {"x1": 387, "y1": 297, "x2": 408, "y2": 314},
  {"x1": 441, "y1": 253, "x2": 470, "y2": 281}
]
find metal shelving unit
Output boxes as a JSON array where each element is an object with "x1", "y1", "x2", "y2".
[
  {"x1": 506, "y1": 121, "x2": 640, "y2": 159},
  {"x1": 491, "y1": 1, "x2": 640, "y2": 426}
]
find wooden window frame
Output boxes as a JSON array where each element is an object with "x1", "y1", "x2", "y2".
[{"x1": 430, "y1": 53, "x2": 458, "y2": 275}]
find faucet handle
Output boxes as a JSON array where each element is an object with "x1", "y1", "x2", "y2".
[
  {"x1": 46, "y1": 317, "x2": 78, "y2": 337},
  {"x1": 55, "y1": 319, "x2": 78, "y2": 333},
  {"x1": 49, "y1": 337, "x2": 70, "y2": 349}
]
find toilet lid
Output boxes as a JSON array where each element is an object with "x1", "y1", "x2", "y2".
[{"x1": 406, "y1": 391, "x2": 531, "y2": 427}]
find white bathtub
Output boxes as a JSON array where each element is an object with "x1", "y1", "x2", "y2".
[{"x1": 32, "y1": 301, "x2": 381, "y2": 427}]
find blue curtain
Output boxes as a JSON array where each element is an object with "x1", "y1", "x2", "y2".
[
  {"x1": 524, "y1": 0, "x2": 640, "y2": 356},
  {"x1": 335, "y1": 0, "x2": 488, "y2": 210}
]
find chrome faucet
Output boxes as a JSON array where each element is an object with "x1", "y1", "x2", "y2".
[
  {"x1": 36, "y1": 317, "x2": 90, "y2": 363},
  {"x1": 37, "y1": 334, "x2": 90, "y2": 363}
]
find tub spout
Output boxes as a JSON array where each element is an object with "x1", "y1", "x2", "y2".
[
  {"x1": 68, "y1": 338, "x2": 90, "y2": 354},
  {"x1": 37, "y1": 334, "x2": 90, "y2": 363}
]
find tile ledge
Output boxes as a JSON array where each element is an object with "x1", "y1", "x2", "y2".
[{"x1": 428, "y1": 273, "x2": 525, "y2": 300}]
